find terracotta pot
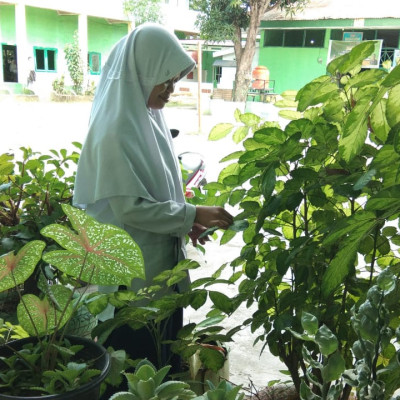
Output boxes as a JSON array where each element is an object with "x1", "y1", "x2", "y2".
[{"x1": 252, "y1": 65, "x2": 269, "y2": 81}]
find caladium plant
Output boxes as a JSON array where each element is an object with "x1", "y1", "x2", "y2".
[{"x1": 0, "y1": 203, "x2": 145, "y2": 396}]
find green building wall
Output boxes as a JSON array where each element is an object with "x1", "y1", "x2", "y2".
[
  {"x1": 88, "y1": 17, "x2": 128, "y2": 61},
  {"x1": 26, "y1": 7, "x2": 77, "y2": 53},
  {"x1": 259, "y1": 29, "x2": 328, "y2": 94},
  {"x1": 0, "y1": 5, "x2": 16, "y2": 44},
  {"x1": 1, "y1": 4, "x2": 129, "y2": 93},
  {"x1": 258, "y1": 18, "x2": 400, "y2": 95}
]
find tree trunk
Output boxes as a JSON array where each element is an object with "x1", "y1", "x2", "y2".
[{"x1": 232, "y1": 0, "x2": 271, "y2": 102}]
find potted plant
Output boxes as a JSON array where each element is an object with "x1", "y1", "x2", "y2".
[
  {"x1": 0, "y1": 146, "x2": 80, "y2": 312},
  {"x1": 0, "y1": 204, "x2": 145, "y2": 398},
  {"x1": 109, "y1": 359, "x2": 197, "y2": 400},
  {"x1": 108, "y1": 358, "x2": 244, "y2": 400},
  {"x1": 200, "y1": 41, "x2": 400, "y2": 398}
]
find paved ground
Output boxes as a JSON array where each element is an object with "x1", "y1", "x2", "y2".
[{"x1": 1, "y1": 97, "x2": 288, "y2": 393}]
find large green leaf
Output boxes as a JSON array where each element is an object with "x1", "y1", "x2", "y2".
[
  {"x1": 327, "y1": 41, "x2": 376, "y2": 75},
  {"x1": 0, "y1": 241, "x2": 45, "y2": 292},
  {"x1": 339, "y1": 98, "x2": 370, "y2": 161},
  {"x1": 386, "y1": 85, "x2": 400, "y2": 128},
  {"x1": 301, "y1": 312, "x2": 318, "y2": 335},
  {"x1": 315, "y1": 325, "x2": 338, "y2": 356},
  {"x1": 370, "y1": 98, "x2": 390, "y2": 143},
  {"x1": 260, "y1": 164, "x2": 276, "y2": 199},
  {"x1": 41, "y1": 204, "x2": 144, "y2": 286},
  {"x1": 345, "y1": 68, "x2": 387, "y2": 90},
  {"x1": 322, "y1": 214, "x2": 377, "y2": 296},
  {"x1": 381, "y1": 64, "x2": 400, "y2": 88},
  {"x1": 17, "y1": 285, "x2": 74, "y2": 335},
  {"x1": 232, "y1": 126, "x2": 250, "y2": 144},
  {"x1": 239, "y1": 112, "x2": 261, "y2": 127},
  {"x1": 198, "y1": 346, "x2": 226, "y2": 372},
  {"x1": 253, "y1": 127, "x2": 286, "y2": 145},
  {"x1": 296, "y1": 76, "x2": 339, "y2": 112},
  {"x1": 322, "y1": 351, "x2": 346, "y2": 382},
  {"x1": 208, "y1": 123, "x2": 234, "y2": 141}
]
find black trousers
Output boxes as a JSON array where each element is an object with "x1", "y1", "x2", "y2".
[{"x1": 100, "y1": 307, "x2": 183, "y2": 398}]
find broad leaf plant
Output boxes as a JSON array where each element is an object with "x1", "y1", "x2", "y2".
[
  {"x1": 203, "y1": 41, "x2": 400, "y2": 399},
  {"x1": 0, "y1": 204, "x2": 144, "y2": 396}
]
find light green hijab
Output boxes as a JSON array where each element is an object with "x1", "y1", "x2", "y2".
[{"x1": 73, "y1": 23, "x2": 195, "y2": 208}]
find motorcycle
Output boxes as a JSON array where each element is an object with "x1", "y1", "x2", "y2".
[{"x1": 170, "y1": 129, "x2": 207, "y2": 198}]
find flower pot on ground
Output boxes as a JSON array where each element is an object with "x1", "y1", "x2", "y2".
[
  {"x1": 187, "y1": 342, "x2": 229, "y2": 395},
  {"x1": 0, "y1": 204, "x2": 145, "y2": 398},
  {"x1": 0, "y1": 335, "x2": 110, "y2": 400},
  {"x1": 171, "y1": 314, "x2": 237, "y2": 395}
]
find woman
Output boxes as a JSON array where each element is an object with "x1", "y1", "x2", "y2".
[{"x1": 73, "y1": 23, "x2": 233, "y2": 375}]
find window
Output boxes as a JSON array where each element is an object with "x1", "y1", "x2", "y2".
[
  {"x1": 264, "y1": 30, "x2": 284, "y2": 46},
  {"x1": 264, "y1": 29, "x2": 325, "y2": 48},
  {"x1": 284, "y1": 30, "x2": 304, "y2": 47},
  {"x1": 304, "y1": 30, "x2": 325, "y2": 47},
  {"x1": 88, "y1": 52, "x2": 101, "y2": 75},
  {"x1": 330, "y1": 29, "x2": 399, "y2": 44},
  {"x1": 34, "y1": 47, "x2": 57, "y2": 72}
]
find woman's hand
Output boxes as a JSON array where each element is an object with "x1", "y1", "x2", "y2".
[
  {"x1": 194, "y1": 206, "x2": 233, "y2": 230},
  {"x1": 188, "y1": 223, "x2": 210, "y2": 247}
]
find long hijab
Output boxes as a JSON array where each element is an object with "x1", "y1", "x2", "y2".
[{"x1": 73, "y1": 23, "x2": 195, "y2": 208}]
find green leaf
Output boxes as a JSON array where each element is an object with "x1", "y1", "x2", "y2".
[
  {"x1": 345, "y1": 68, "x2": 387, "y2": 90},
  {"x1": 322, "y1": 351, "x2": 346, "y2": 382},
  {"x1": 109, "y1": 392, "x2": 136, "y2": 399},
  {"x1": 278, "y1": 110, "x2": 302, "y2": 120},
  {"x1": 198, "y1": 347, "x2": 226, "y2": 372},
  {"x1": 300, "y1": 381, "x2": 321, "y2": 400},
  {"x1": 296, "y1": 75, "x2": 339, "y2": 112},
  {"x1": 370, "y1": 98, "x2": 390, "y2": 142},
  {"x1": 41, "y1": 204, "x2": 144, "y2": 286},
  {"x1": 0, "y1": 241, "x2": 45, "y2": 292},
  {"x1": 17, "y1": 285, "x2": 74, "y2": 335},
  {"x1": 365, "y1": 184, "x2": 400, "y2": 211},
  {"x1": 315, "y1": 325, "x2": 338, "y2": 356},
  {"x1": 239, "y1": 112, "x2": 261, "y2": 127},
  {"x1": 386, "y1": 85, "x2": 400, "y2": 128},
  {"x1": 301, "y1": 312, "x2": 318, "y2": 335},
  {"x1": 199, "y1": 226, "x2": 219, "y2": 239},
  {"x1": 232, "y1": 126, "x2": 250, "y2": 144},
  {"x1": 353, "y1": 169, "x2": 376, "y2": 191},
  {"x1": 260, "y1": 164, "x2": 276, "y2": 199},
  {"x1": 208, "y1": 123, "x2": 234, "y2": 141},
  {"x1": 229, "y1": 220, "x2": 249, "y2": 232},
  {"x1": 322, "y1": 213, "x2": 377, "y2": 296},
  {"x1": 382, "y1": 64, "x2": 400, "y2": 87},
  {"x1": 339, "y1": 98, "x2": 370, "y2": 161},
  {"x1": 327, "y1": 41, "x2": 376, "y2": 75},
  {"x1": 254, "y1": 127, "x2": 286, "y2": 145},
  {"x1": 209, "y1": 291, "x2": 233, "y2": 313}
]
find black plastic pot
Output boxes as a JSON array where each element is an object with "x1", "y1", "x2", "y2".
[{"x1": 0, "y1": 335, "x2": 110, "y2": 400}]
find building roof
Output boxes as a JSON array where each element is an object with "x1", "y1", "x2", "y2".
[{"x1": 263, "y1": 0, "x2": 400, "y2": 21}]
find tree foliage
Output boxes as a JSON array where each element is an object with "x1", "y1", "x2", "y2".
[
  {"x1": 204, "y1": 42, "x2": 400, "y2": 398},
  {"x1": 123, "y1": 0, "x2": 163, "y2": 26},
  {"x1": 64, "y1": 31, "x2": 84, "y2": 95},
  {"x1": 192, "y1": 0, "x2": 309, "y2": 101}
]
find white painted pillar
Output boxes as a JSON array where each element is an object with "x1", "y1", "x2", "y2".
[
  {"x1": 15, "y1": 2, "x2": 29, "y2": 86},
  {"x1": 78, "y1": 13, "x2": 88, "y2": 89}
]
